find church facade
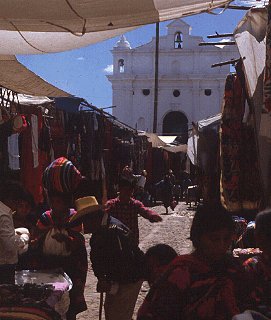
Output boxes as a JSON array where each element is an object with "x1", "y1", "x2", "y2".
[{"x1": 107, "y1": 19, "x2": 237, "y2": 138}]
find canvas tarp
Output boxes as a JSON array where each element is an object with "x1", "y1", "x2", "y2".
[
  {"x1": 234, "y1": 7, "x2": 266, "y2": 131},
  {"x1": 139, "y1": 132, "x2": 167, "y2": 147},
  {"x1": 0, "y1": 0, "x2": 230, "y2": 54},
  {"x1": 197, "y1": 113, "x2": 222, "y2": 132},
  {"x1": 0, "y1": 55, "x2": 70, "y2": 96},
  {"x1": 17, "y1": 94, "x2": 53, "y2": 105},
  {"x1": 160, "y1": 144, "x2": 187, "y2": 154},
  {"x1": 158, "y1": 136, "x2": 177, "y2": 144},
  {"x1": 234, "y1": 8, "x2": 271, "y2": 205}
]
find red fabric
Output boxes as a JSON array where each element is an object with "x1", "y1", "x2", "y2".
[
  {"x1": 138, "y1": 254, "x2": 252, "y2": 320},
  {"x1": 105, "y1": 197, "x2": 157, "y2": 245},
  {"x1": 20, "y1": 111, "x2": 43, "y2": 204}
]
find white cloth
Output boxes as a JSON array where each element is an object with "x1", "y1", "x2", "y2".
[
  {"x1": 137, "y1": 176, "x2": 146, "y2": 188},
  {"x1": 187, "y1": 134, "x2": 198, "y2": 166},
  {"x1": 43, "y1": 228, "x2": 71, "y2": 257},
  {"x1": 0, "y1": 201, "x2": 17, "y2": 265},
  {"x1": 31, "y1": 114, "x2": 39, "y2": 168},
  {"x1": 233, "y1": 310, "x2": 271, "y2": 320},
  {"x1": 8, "y1": 133, "x2": 20, "y2": 170},
  {"x1": 15, "y1": 227, "x2": 30, "y2": 255}
]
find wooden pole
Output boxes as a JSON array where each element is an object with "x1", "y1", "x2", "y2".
[{"x1": 153, "y1": 22, "x2": 159, "y2": 133}]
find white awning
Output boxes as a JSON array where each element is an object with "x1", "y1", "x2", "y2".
[
  {"x1": 158, "y1": 136, "x2": 177, "y2": 144},
  {"x1": 234, "y1": 7, "x2": 267, "y2": 100},
  {"x1": 197, "y1": 113, "x2": 222, "y2": 132},
  {"x1": 17, "y1": 94, "x2": 53, "y2": 105},
  {"x1": 234, "y1": 7, "x2": 266, "y2": 131},
  {"x1": 0, "y1": 1, "x2": 230, "y2": 33},
  {"x1": 0, "y1": 0, "x2": 230, "y2": 54},
  {"x1": 0, "y1": 55, "x2": 70, "y2": 96}
]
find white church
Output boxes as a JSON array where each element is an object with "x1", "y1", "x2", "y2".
[{"x1": 107, "y1": 19, "x2": 238, "y2": 140}]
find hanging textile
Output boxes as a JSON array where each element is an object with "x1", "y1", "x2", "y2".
[
  {"x1": 31, "y1": 114, "x2": 39, "y2": 168},
  {"x1": 20, "y1": 111, "x2": 44, "y2": 204},
  {"x1": 264, "y1": 2, "x2": 271, "y2": 113},
  {"x1": 8, "y1": 133, "x2": 20, "y2": 170},
  {"x1": 220, "y1": 71, "x2": 262, "y2": 212}
]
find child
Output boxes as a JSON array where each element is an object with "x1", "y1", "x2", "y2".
[
  {"x1": 244, "y1": 209, "x2": 271, "y2": 318},
  {"x1": 13, "y1": 189, "x2": 37, "y2": 233},
  {"x1": 144, "y1": 244, "x2": 177, "y2": 286},
  {"x1": 138, "y1": 204, "x2": 252, "y2": 320}
]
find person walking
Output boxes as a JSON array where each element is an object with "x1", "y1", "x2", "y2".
[
  {"x1": 105, "y1": 178, "x2": 162, "y2": 246},
  {"x1": 75, "y1": 196, "x2": 146, "y2": 320}
]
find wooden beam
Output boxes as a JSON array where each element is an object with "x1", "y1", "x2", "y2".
[
  {"x1": 207, "y1": 33, "x2": 233, "y2": 39},
  {"x1": 199, "y1": 41, "x2": 236, "y2": 46}
]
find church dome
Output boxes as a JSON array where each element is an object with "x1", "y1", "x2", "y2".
[{"x1": 115, "y1": 35, "x2": 131, "y2": 49}]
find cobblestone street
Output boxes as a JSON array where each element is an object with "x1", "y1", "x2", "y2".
[{"x1": 78, "y1": 202, "x2": 196, "y2": 320}]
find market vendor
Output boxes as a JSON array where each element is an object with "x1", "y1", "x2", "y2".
[
  {"x1": 0, "y1": 180, "x2": 29, "y2": 284},
  {"x1": 31, "y1": 157, "x2": 88, "y2": 320}
]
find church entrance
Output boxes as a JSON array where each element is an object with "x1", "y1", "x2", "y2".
[{"x1": 162, "y1": 111, "x2": 188, "y2": 143}]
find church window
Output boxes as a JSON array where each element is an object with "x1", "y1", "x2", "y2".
[
  {"x1": 118, "y1": 59, "x2": 125, "y2": 73},
  {"x1": 142, "y1": 89, "x2": 150, "y2": 96},
  {"x1": 174, "y1": 32, "x2": 183, "y2": 49},
  {"x1": 173, "y1": 89, "x2": 180, "y2": 97},
  {"x1": 204, "y1": 89, "x2": 212, "y2": 96}
]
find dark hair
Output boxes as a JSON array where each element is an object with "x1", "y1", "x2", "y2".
[
  {"x1": 20, "y1": 190, "x2": 36, "y2": 209},
  {"x1": 0, "y1": 180, "x2": 27, "y2": 203},
  {"x1": 190, "y1": 204, "x2": 235, "y2": 249},
  {"x1": 118, "y1": 178, "x2": 135, "y2": 189},
  {"x1": 73, "y1": 176, "x2": 92, "y2": 200},
  {"x1": 145, "y1": 244, "x2": 177, "y2": 266},
  {"x1": 255, "y1": 208, "x2": 271, "y2": 241},
  {"x1": 47, "y1": 190, "x2": 72, "y2": 206}
]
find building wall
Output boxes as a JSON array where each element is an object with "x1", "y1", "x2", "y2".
[{"x1": 107, "y1": 19, "x2": 238, "y2": 134}]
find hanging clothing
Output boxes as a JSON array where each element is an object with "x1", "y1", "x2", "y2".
[
  {"x1": 8, "y1": 133, "x2": 20, "y2": 170},
  {"x1": 31, "y1": 114, "x2": 39, "y2": 168},
  {"x1": 263, "y1": 3, "x2": 271, "y2": 113},
  {"x1": 220, "y1": 71, "x2": 262, "y2": 212},
  {"x1": 20, "y1": 111, "x2": 43, "y2": 204}
]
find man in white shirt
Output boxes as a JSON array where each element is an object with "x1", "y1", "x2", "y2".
[{"x1": 0, "y1": 181, "x2": 28, "y2": 284}]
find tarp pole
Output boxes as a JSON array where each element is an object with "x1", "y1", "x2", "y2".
[{"x1": 153, "y1": 22, "x2": 159, "y2": 133}]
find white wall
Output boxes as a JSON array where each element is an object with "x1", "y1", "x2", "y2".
[{"x1": 108, "y1": 19, "x2": 238, "y2": 133}]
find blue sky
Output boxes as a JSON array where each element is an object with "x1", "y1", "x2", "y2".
[{"x1": 17, "y1": 8, "x2": 246, "y2": 109}]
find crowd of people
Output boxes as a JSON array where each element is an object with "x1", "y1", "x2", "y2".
[{"x1": 1, "y1": 157, "x2": 271, "y2": 320}]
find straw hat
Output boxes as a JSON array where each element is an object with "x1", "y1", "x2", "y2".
[{"x1": 70, "y1": 196, "x2": 103, "y2": 222}]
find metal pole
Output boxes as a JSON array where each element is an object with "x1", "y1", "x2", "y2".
[
  {"x1": 99, "y1": 292, "x2": 104, "y2": 320},
  {"x1": 153, "y1": 22, "x2": 159, "y2": 133}
]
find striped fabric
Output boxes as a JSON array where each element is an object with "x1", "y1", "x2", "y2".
[
  {"x1": 0, "y1": 306, "x2": 60, "y2": 320},
  {"x1": 42, "y1": 157, "x2": 82, "y2": 193}
]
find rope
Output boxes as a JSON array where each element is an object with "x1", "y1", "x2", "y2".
[
  {"x1": 9, "y1": 21, "x2": 48, "y2": 53},
  {"x1": 207, "y1": 0, "x2": 233, "y2": 15},
  {"x1": 43, "y1": 0, "x2": 86, "y2": 36}
]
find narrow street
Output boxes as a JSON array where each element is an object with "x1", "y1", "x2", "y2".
[{"x1": 78, "y1": 202, "x2": 195, "y2": 320}]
